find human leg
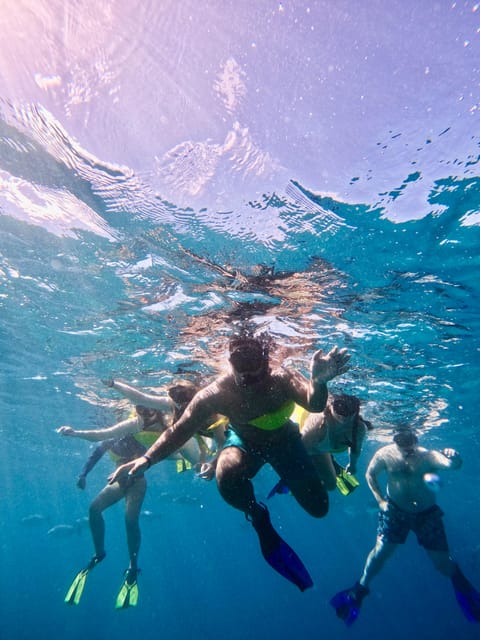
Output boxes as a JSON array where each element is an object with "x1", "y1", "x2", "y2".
[
  {"x1": 215, "y1": 445, "x2": 262, "y2": 517},
  {"x1": 89, "y1": 481, "x2": 126, "y2": 558},
  {"x1": 330, "y1": 539, "x2": 396, "y2": 625},
  {"x1": 417, "y1": 507, "x2": 480, "y2": 622},
  {"x1": 360, "y1": 538, "x2": 398, "y2": 588},
  {"x1": 216, "y1": 441, "x2": 313, "y2": 591},
  {"x1": 124, "y1": 476, "x2": 147, "y2": 571},
  {"x1": 64, "y1": 483, "x2": 125, "y2": 606},
  {"x1": 311, "y1": 453, "x2": 337, "y2": 491},
  {"x1": 269, "y1": 429, "x2": 328, "y2": 517},
  {"x1": 331, "y1": 502, "x2": 406, "y2": 626}
]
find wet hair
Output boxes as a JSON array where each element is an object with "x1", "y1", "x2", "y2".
[
  {"x1": 228, "y1": 330, "x2": 272, "y2": 359},
  {"x1": 135, "y1": 405, "x2": 158, "y2": 419},
  {"x1": 168, "y1": 381, "x2": 198, "y2": 406},
  {"x1": 135, "y1": 405, "x2": 167, "y2": 430},
  {"x1": 329, "y1": 394, "x2": 360, "y2": 418},
  {"x1": 393, "y1": 429, "x2": 418, "y2": 448}
]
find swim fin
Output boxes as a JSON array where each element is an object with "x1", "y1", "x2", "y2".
[
  {"x1": 451, "y1": 565, "x2": 480, "y2": 622},
  {"x1": 64, "y1": 554, "x2": 105, "y2": 605},
  {"x1": 267, "y1": 479, "x2": 290, "y2": 499},
  {"x1": 330, "y1": 582, "x2": 369, "y2": 626},
  {"x1": 249, "y1": 503, "x2": 313, "y2": 592},
  {"x1": 332, "y1": 459, "x2": 360, "y2": 496},
  {"x1": 336, "y1": 468, "x2": 360, "y2": 496},
  {"x1": 115, "y1": 568, "x2": 140, "y2": 609}
]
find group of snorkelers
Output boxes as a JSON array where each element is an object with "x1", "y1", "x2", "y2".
[{"x1": 57, "y1": 331, "x2": 480, "y2": 624}]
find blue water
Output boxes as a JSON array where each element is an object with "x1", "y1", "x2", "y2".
[{"x1": 1, "y1": 2, "x2": 480, "y2": 639}]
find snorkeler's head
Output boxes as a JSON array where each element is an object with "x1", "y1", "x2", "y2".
[
  {"x1": 328, "y1": 394, "x2": 360, "y2": 419},
  {"x1": 393, "y1": 429, "x2": 418, "y2": 452},
  {"x1": 228, "y1": 331, "x2": 271, "y2": 385},
  {"x1": 135, "y1": 405, "x2": 159, "y2": 420},
  {"x1": 168, "y1": 381, "x2": 198, "y2": 406}
]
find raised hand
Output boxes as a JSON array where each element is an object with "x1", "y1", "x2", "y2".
[{"x1": 311, "y1": 346, "x2": 350, "y2": 383}]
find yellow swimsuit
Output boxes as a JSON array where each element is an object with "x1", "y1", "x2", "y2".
[{"x1": 248, "y1": 400, "x2": 296, "y2": 431}]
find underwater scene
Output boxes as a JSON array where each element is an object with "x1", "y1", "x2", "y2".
[{"x1": 1, "y1": 2, "x2": 480, "y2": 639}]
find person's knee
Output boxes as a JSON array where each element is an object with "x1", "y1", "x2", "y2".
[
  {"x1": 324, "y1": 477, "x2": 337, "y2": 492},
  {"x1": 427, "y1": 550, "x2": 455, "y2": 576},
  {"x1": 300, "y1": 491, "x2": 329, "y2": 518},
  {"x1": 89, "y1": 502, "x2": 102, "y2": 518},
  {"x1": 125, "y1": 514, "x2": 140, "y2": 530}
]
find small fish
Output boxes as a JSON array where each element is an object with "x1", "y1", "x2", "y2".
[
  {"x1": 47, "y1": 524, "x2": 79, "y2": 537},
  {"x1": 172, "y1": 495, "x2": 201, "y2": 505},
  {"x1": 21, "y1": 514, "x2": 49, "y2": 526}
]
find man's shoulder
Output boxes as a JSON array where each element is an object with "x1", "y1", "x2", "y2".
[
  {"x1": 270, "y1": 366, "x2": 296, "y2": 384},
  {"x1": 373, "y1": 443, "x2": 396, "y2": 460},
  {"x1": 197, "y1": 374, "x2": 235, "y2": 400}
]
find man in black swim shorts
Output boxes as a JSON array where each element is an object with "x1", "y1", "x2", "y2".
[{"x1": 330, "y1": 429, "x2": 480, "y2": 625}]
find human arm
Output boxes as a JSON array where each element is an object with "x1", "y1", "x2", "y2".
[
  {"x1": 109, "y1": 389, "x2": 216, "y2": 483},
  {"x1": 347, "y1": 419, "x2": 368, "y2": 474},
  {"x1": 430, "y1": 448, "x2": 463, "y2": 471},
  {"x1": 77, "y1": 440, "x2": 112, "y2": 489},
  {"x1": 57, "y1": 416, "x2": 142, "y2": 442},
  {"x1": 365, "y1": 450, "x2": 388, "y2": 510},
  {"x1": 307, "y1": 346, "x2": 350, "y2": 411},
  {"x1": 105, "y1": 379, "x2": 172, "y2": 411},
  {"x1": 300, "y1": 412, "x2": 325, "y2": 450}
]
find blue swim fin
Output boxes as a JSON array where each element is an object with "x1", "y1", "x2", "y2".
[
  {"x1": 267, "y1": 479, "x2": 290, "y2": 499},
  {"x1": 249, "y1": 503, "x2": 313, "y2": 592},
  {"x1": 452, "y1": 566, "x2": 480, "y2": 622},
  {"x1": 330, "y1": 582, "x2": 369, "y2": 626}
]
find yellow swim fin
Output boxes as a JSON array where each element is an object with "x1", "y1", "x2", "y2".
[
  {"x1": 64, "y1": 554, "x2": 104, "y2": 605},
  {"x1": 115, "y1": 569, "x2": 139, "y2": 609},
  {"x1": 176, "y1": 458, "x2": 193, "y2": 473},
  {"x1": 65, "y1": 568, "x2": 89, "y2": 605},
  {"x1": 335, "y1": 466, "x2": 360, "y2": 496}
]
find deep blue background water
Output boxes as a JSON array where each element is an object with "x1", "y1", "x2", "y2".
[{"x1": 1, "y1": 2, "x2": 480, "y2": 639}]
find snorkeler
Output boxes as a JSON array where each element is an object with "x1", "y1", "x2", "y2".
[
  {"x1": 58, "y1": 383, "x2": 202, "y2": 608},
  {"x1": 268, "y1": 393, "x2": 372, "y2": 499},
  {"x1": 104, "y1": 378, "x2": 226, "y2": 478},
  {"x1": 109, "y1": 331, "x2": 350, "y2": 592},
  {"x1": 330, "y1": 430, "x2": 480, "y2": 625}
]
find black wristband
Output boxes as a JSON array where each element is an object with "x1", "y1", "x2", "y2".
[{"x1": 143, "y1": 454, "x2": 153, "y2": 469}]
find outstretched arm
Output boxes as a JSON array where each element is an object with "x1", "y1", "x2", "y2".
[
  {"x1": 109, "y1": 389, "x2": 217, "y2": 483},
  {"x1": 105, "y1": 379, "x2": 172, "y2": 411},
  {"x1": 57, "y1": 416, "x2": 142, "y2": 441}
]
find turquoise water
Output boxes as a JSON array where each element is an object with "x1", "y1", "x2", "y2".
[{"x1": 1, "y1": 2, "x2": 480, "y2": 640}]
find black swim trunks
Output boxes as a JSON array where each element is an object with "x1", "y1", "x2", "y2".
[{"x1": 378, "y1": 500, "x2": 449, "y2": 551}]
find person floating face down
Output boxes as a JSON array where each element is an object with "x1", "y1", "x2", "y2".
[
  {"x1": 57, "y1": 388, "x2": 203, "y2": 608},
  {"x1": 330, "y1": 429, "x2": 480, "y2": 626},
  {"x1": 109, "y1": 331, "x2": 351, "y2": 593}
]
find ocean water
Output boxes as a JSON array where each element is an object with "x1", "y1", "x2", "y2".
[{"x1": 1, "y1": 2, "x2": 480, "y2": 640}]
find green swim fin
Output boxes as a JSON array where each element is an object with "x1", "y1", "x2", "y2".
[
  {"x1": 64, "y1": 554, "x2": 105, "y2": 605},
  {"x1": 65, "y1": 568, "x2": 89, "y2": 605},
  {"x1": 115, "y1": 569, "x2": 139, "y2": 609},
  {"x1": 333, "y1": 460, "x2": 360, "y2": 496}
]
